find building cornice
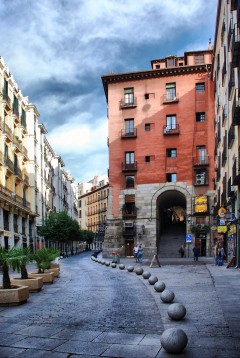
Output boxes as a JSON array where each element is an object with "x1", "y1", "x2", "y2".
[{"x1": 102, "y1": 64, "x2": 212, "y2": 100}]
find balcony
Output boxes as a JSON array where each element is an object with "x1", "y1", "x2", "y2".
[
  {"x1": 222, "y1": 148, "x2": 227, "y2": 167},
  {"x1": 14, "y1": 166, "x2": 23, "y2": 181},
  {"x1": 122, "y1": 208, "x2": 137, "y2": 219},
  {"x1": 222, "y1": 61, "x2": 227, "y2": 84},
  {"x1": 162, "y1": 93, "x2": 179, "y2": 104},
  {"x1": 122, "y1": 226, "x2": 136, "y2": 236},
  {"x1": 121, "y1": 128, "x2": 137, "y2": 139},
  {"x1": 2, "y1": 91, "x2": 11, "y2": 109},
  {"x1": 232, "y1": 89, "x2": 240, "y2": 126},
  {"x1": 21, "y1": 145, "x2": 28, "y2": 160},
  {"x1": 23, "y1": 173, "x2": 29, "y2": 186},
  {"x1": 228, "y1": 126, "x2": 235, "y2": 148},
  {"x1": 122, "y1": 161, "x2": 137, "y2": 172},
  {"x1": 120, "y1": 97, "x2": 137, "y2": 109},
  {"x1": 163, "y1": 124, "x2": 180, "y2": 135},
  {"x1": 232, "y1": 24, "x2": 240, "y2": 68},
  {"x1": 193, "y1": 156, "x2": 209, "y2": 166},
  {"x1": 13, "y1": 136, "x2": 22, "y2": 153},
  {"x1": 4, "y1": 158, "x2": 14, "y2": 173},
  {"x1": 228, "y1": 177, "x2": 235, "y2": 197},
  {"x1": 228, "y1": 69, "x2": 235, "y2": 100},
  {"x1": 3, "y1": 123, "x2": 13, "y2": 142}
]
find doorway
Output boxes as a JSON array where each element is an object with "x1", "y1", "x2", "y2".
[{"x1": 125, "y1": 239, "x2": 134, "y2": 257}]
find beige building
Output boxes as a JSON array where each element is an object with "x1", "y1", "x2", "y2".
[
  {"x1": 0, "y1": 57, "x2": 36, "y2": 250},
  {"x1": 0, "y1": 56, "x2": 78, "y2": 251},
  {"x1": 213, "y1": 0, "x2": 240, "y2": 265},
  {"x1": 78, "y1": 175, "x2": 109, "y2": 249}
]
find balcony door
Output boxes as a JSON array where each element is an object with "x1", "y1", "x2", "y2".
[
  {"x1": 196, "y1": 146, "x2": 206, "y2": 164},
  {"x1": 166, "y1": 115, "x2": 176, "y2": 130},
  {"x1": 125, "y1": 119, "x2": 134, "y2": 135},
  {"x1": 124, "y1": 88, "x2": 134, "y2": 105}
]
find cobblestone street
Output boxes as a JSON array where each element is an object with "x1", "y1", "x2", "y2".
[{"x1": 0, "y1": 252, "x2": 240, "y2": 357}]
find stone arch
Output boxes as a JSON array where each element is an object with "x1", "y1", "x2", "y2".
[{"x1": 153, "y1": 184, "x2": 192, "y2": 258}]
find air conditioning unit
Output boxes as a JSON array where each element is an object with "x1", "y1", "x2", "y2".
[{"x1": 125, "y1": 222, "x2": 133, "y2": 228}]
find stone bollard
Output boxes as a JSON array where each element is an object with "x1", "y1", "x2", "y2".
[
  {"x1": 105, "y1": 262, "x2": 110, "y2": 267},
  {"x1": 135, "y1": 267, "x2": 144, "y2": 275},
  {"x1": 167, "y1": 303, "x2": 187, "y2": 321},
  {"x1": 160, "y1": 289, "x2": 175, "y2": 303},
  {"x1": 148, "y1": 276, "x2": 158, "y2": 285},
  {"x1": 111, "y1": 263, "x2": 117, "y2": 268},
  {"x1": 101, "y1": 260, "x2": 105, "y2": 265},
  {"x1": 127, "y1": 266, "x2": 134, "y2": 272},
  {"x1": 160, "y1": 328, "x2": 188, "y2": 353},
  {"x1": 119, "y1": 264, "x2": 125, "y2": 270},
  {"x1": 154, "y1": 281, "x2": 166, "y2": 292},
  {"x1": 142, "y1": 271, "x2": 151, "y2": 279}
]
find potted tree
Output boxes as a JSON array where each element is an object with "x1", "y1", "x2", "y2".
[
  {"x1": 29, "y1": 248, "x2": 60, "y2": 283},
  {"x1": 11, "y1": 247, "x2": 43, "y2": 292},
  {"x1": 0, "y1": 247, "x2": 29, "y2": 306}
]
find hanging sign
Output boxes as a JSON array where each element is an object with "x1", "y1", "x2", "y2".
[
  {"x1": 218, "y1": 207, "x2": 226, "y2": 218},
  {"x1": 194, "y1": 196, "x2": 208, "y2": 214},
  {"x1": 217, "y1": 225, "x2": 227, "y2": 233}
]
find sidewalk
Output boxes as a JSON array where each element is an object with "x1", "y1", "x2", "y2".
[{"x1": 100, "y1": 253, "x2": 240, "y2": 357}]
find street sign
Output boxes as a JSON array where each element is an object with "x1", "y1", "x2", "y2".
[{"x1": 186, "y1": 234, "x2": 192, "y2": 243}]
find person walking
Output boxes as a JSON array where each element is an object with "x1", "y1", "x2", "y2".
[
  {"x1": 217, "y1": 245, "x2": 225, "y2": 266},
  {"x1": 133, "y1": 244, "x2": 139, "y2": 263},
  {"x1": 179, "y1": 245, "x2": 185, "y2": 258},
  {"x1": 138, "y1": 245, "x2": 143, "y2": 263},
  {"x1": 193, "y1": 245, "x2": 200, "y2": 261}
]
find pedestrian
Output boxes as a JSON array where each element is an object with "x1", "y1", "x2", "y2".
[
  {"x1": 179, "y1": 245, "x2": 184, "y2": 258},
  {"x1": 138, "y1": 245, "x2": 143, "y2": 263},
  {"x1": 193, "y1": 245, "x2": 200, "y2": 261},
  {"x1": 133, "y1": 244, "x2": 139, "y2": 262},
  {"x1": 217, "y1": 245, "x2": 225, "y2": 266}
]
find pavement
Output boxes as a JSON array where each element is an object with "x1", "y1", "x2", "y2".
[{"x1": 0, "y1": 252, "x2": 240, "y2": 358}]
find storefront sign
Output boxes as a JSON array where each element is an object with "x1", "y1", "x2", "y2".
[
  {"x1": 186, "y1": 234, "x2": 192, "y2": 243},
  {"x1": 229, "y1": 224, "x2": 236, "y2": 235},
  {"x1": 194, "y1": 196, "x2": 208, "y2": 214},
  {"x1": 218, "y1": 207, "x2": 226, "y2": 218},
  {"x1": 217, "y1": 225, "x2": 227, "y2": 233}
]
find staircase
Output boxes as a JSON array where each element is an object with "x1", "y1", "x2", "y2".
[{"x1": 158, "y1": 222, "x2": 186, "y2": 258}]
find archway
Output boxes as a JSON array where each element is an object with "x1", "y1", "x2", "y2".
[{"x1": 156, "y1": 190, "x2": 187, "y2": 258}]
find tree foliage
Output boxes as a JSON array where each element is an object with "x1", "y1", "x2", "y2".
[{"x1": 39, "y1": 211, "x2": 81, "y2": 242}]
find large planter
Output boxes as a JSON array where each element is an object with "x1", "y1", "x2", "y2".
[
  {"x1": 46, "y1": 267, "x2": 60, "y2": 278},
  {"x1": 0, "y1": 285, "x2": 29, "y2": 306},
  {"x1": 11, "y1": 277, "x2": 43, "y2": 292},
  {"x1": 51, "y1": 262, "x2": 60, "y2": 270},
  {"x1": 29, "y1": 271, "x2": 55, "y2": 284}
]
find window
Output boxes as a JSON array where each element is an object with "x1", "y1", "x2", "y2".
[
  {"x1": 166, "y1": 173, "x2": 177, "y2": 182},
  {"x1": 166, "y1": 149, "x2": 177, "y2": 158},
  {"x1": 125, "y1": 119, "x2": 134, "y2": 135},
  {"x1": 167, "y1": 57, "x2": 175, "y2": 67},
  {"x1": 156, "y1": 64, "x2": 160, "y2": 69},
  {"x1": 166, "y1": 83, "x2": 176, "y2": 100},
  {"x1": 125, "y1": 152, "x2": 134, "y2": 164},
  {"x1": 166, "y1": 115, "x2": 176, "y2": 129},
  {"x1": 4, "y1": 144, "x2": 8, "y2": 161},
  {"x1": 194, "y1": 54, "x2": 204, "y2": 65},
  {"x1": 144, "y1": 93, "x2": 149, "y2": 100},
  {"x1": 196, "y1": 83, "x2": 205, "y2": 92},
  {"x1": 145, "y1": 156, "x2": 150, "y2": 162},
  {"x1": 145, "y1": 123, "x2": 151, "y2": 131},
  {"x1": 124, "y1": 88, "x2": 134, "y2": 105},
  {"x1": 13, "y1": 96, "x2": 19, "y2": 115},
  {"x1": 196, "y1": 146, "x2": 206, "y2": 164},
  {"x1": 126, "y1": 175, "x2": 135, "y2": 188},
  {"x1": 196, "y1": 112, "x2": 205, "y2": 122}
]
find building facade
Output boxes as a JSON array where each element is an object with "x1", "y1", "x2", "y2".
[
  {"x1": 102, "y1": 49, "x2": 215, "y2": 259},
  {"x1": 78, "y1": 175, "x2": 109, "y2": 249},
  {"x1": 213, "y1": 0, "x2": 240, "y2": 265},
  {"x1": 0, "y1": 56, "x2": 78, "y2": 251}
]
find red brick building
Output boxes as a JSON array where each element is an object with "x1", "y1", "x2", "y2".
[{"x1": 102, "y1": 49, "x2": 215, "y2": 259}]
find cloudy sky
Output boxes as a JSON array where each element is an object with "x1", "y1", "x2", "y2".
[{"x1": 0, "y1": 0, "x2": 218, "y2": 184}]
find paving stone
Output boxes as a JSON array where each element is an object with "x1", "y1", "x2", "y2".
[
  {"x1": 102, "y1": 343, "x2": 160, "y2": 358},
  {"x1": 93, "y1": 332, "x2": 144, "y2": 344},
  {"x1": 52, "y1": 329, "x2": 102, "y2": 341},
  {"x1": 10, "y1": 336, "x2": 66, "y2": 351},
  {"x1": 54, "y1": 340, "x2": 110, "y2": 355},
  {"x1": 0, "y1": 346, "x2": 26, "y2": 358}
]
